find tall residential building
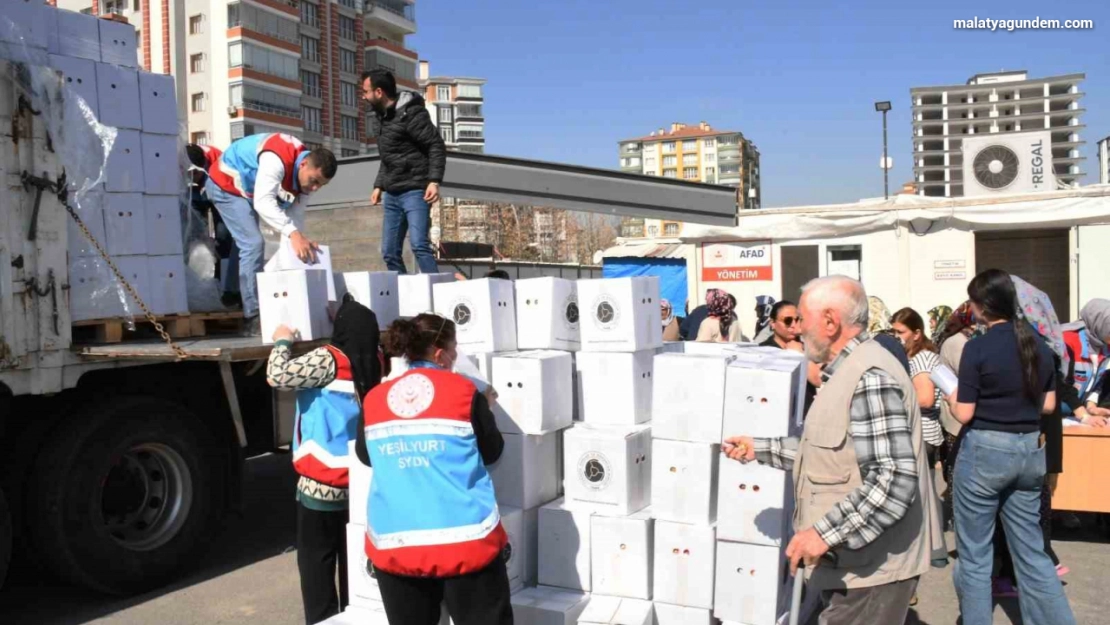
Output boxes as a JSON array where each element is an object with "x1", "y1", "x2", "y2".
[
  {"x1": 418, "y1": 61, "x2": 485, "y2": 154},
  {"x1": 1098, "y1": 136, "x2": 1110, "y2": 185},
  {"x1": 59, "y1": 0, "x2": 420, "y2": 154},
  {"x1": 617, "y1": 122, "x2": 760, "y2": 238},
  {"x1": 910, "y1": 70, "x2": 1085, "y2": 197}
]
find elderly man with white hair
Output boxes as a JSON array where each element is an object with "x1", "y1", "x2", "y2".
[{"x1": 724, "y1": 275, "x2": 943, "y2": 625}]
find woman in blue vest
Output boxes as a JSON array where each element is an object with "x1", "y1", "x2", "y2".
[
  {"x1": 355, "y1": 313, "x2": 511, "y2": 625},
  {"x1": 267, "y1": 295, "x2": 382, "y2": 625}
]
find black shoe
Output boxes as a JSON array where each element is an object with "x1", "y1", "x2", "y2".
[
  {"x1": 243, "y1": 316, "x2": 261, "y2": 337},
  {"x1": 221, "y1": 292, "x2": 243, "y2": 309}
]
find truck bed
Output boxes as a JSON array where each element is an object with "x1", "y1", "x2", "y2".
[{"x1": 75, "y1": 337, "x2": 327, "y2": 362}]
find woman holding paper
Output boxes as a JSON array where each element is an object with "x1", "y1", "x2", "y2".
[{"x1": 892, "y1": 308, "x2": 946, "y2": 461}]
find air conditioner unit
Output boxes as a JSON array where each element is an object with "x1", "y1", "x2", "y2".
[
  {"x1": 227, "y1": 106, "x2": 239, "y2": 117},
  {"x1": 961, "y1": 130, "x2": 1056, "y2": 197}
]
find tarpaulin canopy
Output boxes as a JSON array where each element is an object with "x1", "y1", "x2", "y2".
[{"x1": 602, "y1": 257, "x2": 689, "y2": 313}]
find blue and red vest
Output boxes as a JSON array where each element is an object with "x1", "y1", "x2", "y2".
[
  {"x1": 292, "y1": 346, "x2": 361, "y2": 488},
  {"x1": 1064, "y1": 329, "x2": 1110, "y2": 401},
  {"x1": 208, "y1": 133, "x2": 308, "y2": 206},
  {"x1": 198, "y1": 144, "x2": 223, "y2": 168},
  {"x1": 361, "y1": 364, "x2": 506, "y2": 578}
]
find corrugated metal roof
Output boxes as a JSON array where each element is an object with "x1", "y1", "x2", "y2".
[{"x1": 602, "y1": 242, "x2": 687, "y2": 259}]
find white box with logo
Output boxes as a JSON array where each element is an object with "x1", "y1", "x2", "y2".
[
  {"x1": 716, "y1": 457, "x2": 793, "y2": 547},
  {"x1": 500, "y1": 505, "x2": 538, "y2": 593},
  {"x1": 651, "y1": 439, "x2": 719, "y2": 526},
  {"x1": 98, "y1": 16, "x2": 139, "y2": 67},
  {"x1": 257, "y1": 269, "x2": 332, "y2": 345},
  {"x1": 575, "y1": 350, "x2": 653, "y2": 426},
  {"x1": 398, "y1": 272, "x2": 456, "y2": 317},
  {"x1": 590, "y1": 508, "x2": 653, "y2": 600},
  {"x1": 488, "y1": 431, "x2": 559, "y2": 510},
  {"x1": 578, "y1": 596, "x2": 654, "y2": 625},
  {"x1": 653, "y1": 521, "x2": 716, "y2": 609},
  {"x1": 0, "y1": 0, "x2": 48, "y2": 50},
  {"x1": 537, "y1": 498, "x2": 592, "y2": 591},
  {"x1": 491, "y1": 350, "x2": 573, "y2": 434},
  {"x1": 67, "y1": 187, "x2": 105, "y2": 258},
  {"x1": 652, "y1": 353, "x2": 733, "y2": 444},
  {"x1": 577, "y1": 277, "x2": 662, "y2": 352},
  {"x1": 103, "y1": 192, "x2": 146, "y2": 256},
  {"x1": 656, "y1": 341, "x2": 685, "y2": 355},
  {"x1": 49, "y1": 54, "x2": 100, "y2": 118},
  {"x1": 723, "y1": 352, "x2": 806, "y2": 439},
  {"x1": 336, "y1": 271, "x2": 399, "y2": 330},
  {"x1": 654, "y1": 603, "x2": 714, "y2": 625},
  {"x1": 138, "y1": 71, "x2": 179, "y2": 134},
  {"x1": 114, "y1": 255, "x2": 151, "y2": 314},
  {"x1": 266, "y1": 242, "x2": 337, "y2": 302},
  {"x1": 510, "y1": 586, "x2": 590, "y2": 625},
  {"x1": 515, "y1": 277, "x2": 580, "y2": 351},
  {"x1": 345, "y1": 523, "x2": 381, "y2": 607},
  {"x1": 95, "y1": 62, "x2": 140, "y2": 129},
  {"x1": 105, "y1": 129, "x2": 144, "y2": 192},
  {"x1": 141, "y1": 133, "x2": 180, "y2": 195},
  {"x1": 68, "y1": 257, "x2": 124, "y2": 321},
  {"x1": 433, "y1": 278, "x2": 517, "y2": 354},
  {"x1": 347, "y1": 440, "x2": 372, "y2": 526},
  {"x1": 54, "y1": 10, "x2": 100, "y2": 61},
  {"x1": 563, "y1": 424, "x2": 651, "y2": 516},
  {"x1": 714, "y1": 541, "x2": 789, "y2": 625},
  {"x1": 144, "y1": 194, "x2": 183, "y2": 255},
  {"x1": 146, "y1": 255, "x2": 188, "y2": 315},
  {"x1": 681, "y1": 342, "x2": 746, "y2": 356}
]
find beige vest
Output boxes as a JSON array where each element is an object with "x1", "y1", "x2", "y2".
[
  {"x1": 939, "y1": 332, "x2": 969, "y2": 436},
  {"x1": 793, "y1": 339, "x2": 945, "y2": 590}
]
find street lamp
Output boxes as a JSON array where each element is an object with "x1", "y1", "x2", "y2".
[{"x1": 875, "y1": 101, "x2": 892, "y2": 199}]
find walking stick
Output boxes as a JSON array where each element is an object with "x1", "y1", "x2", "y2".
[{"x1": 788, "y1": 564, "x2": 806, "y2": 625}]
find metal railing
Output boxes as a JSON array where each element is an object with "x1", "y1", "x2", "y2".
[
  {"x1": 369, "y1": 0, "x2": 415, "y2": 22},
  {"x1": 229, "y1": 19, "x2": 301, "y2": 44},
  {"x1": 242, "y1": 99, "x2": 302, "y2": 119}
]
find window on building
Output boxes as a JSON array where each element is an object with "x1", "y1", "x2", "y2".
[
  {"x1": 341, "y1": 148, "x2": 360, "y2": 157},
  {"x1": 191, "y1": 92, "x2": 206, "y2": 112},
  {"x1": 337, "y1": 0, "x2": 357, "y2": 8},
  {"x1": 703, "y1": 138, "x2": 715, "y2": 148},
  {"x1": 341, "y1": 115, "x2": 359, "y2": 140},
  {"x1": 301, "y1": 70, "x2": 320, "y2": 98},
  {"x1": 190, "y1": 53, "x2": 205, "y2": 73},
  {"x1": 720, "y1": 164, "x2": 740, "y2": 174},
  {"x1": 683, "y1": 167, "x2": 698, "y2": 179},
  {"x1": 441, "y1": 127, "x2": 453, "y2": 143},
  {"x1": 191, "y1": 132, "x2": 209, "y2": 145},
  {"x1": 301, "y1": 35, "x2": 320, "y2": 63},
  {"x1": 228, "y1": 3, "x2": 299, "y2": 42},
  {"x1": 436, "y1": 85, "x2": 451, "y2": 101},
  {"x1": 704, "y1": 167, "x2": 715, "y2": 182},
  {"x1": 229, "y1": 42, "x2": 299, "y2": 81},
  {"x1": 341, "y1": 81, "x2": 358, "y2": 107},
  {"x1": 645, "y1": 171, "x2": 657, "y2": 176},
  {"x1": 718, "y1": 134, "x2": 739, "y2": 146},
  {"x1": 304, "y1": 141, "x2": 323, "y2": 150},
  {"x1": 132, "y1": 0, "x2": 139, "y2": 10},
  {"x1": 300, "y1": 1, "x2": 319, "y2": 28},
  {"x1": 662, "y1": 142, "x2": 676, "y2": 153},
  {"x1": 338, "y1": 15, "x2": 357, "y2": 41},
  {"x1": 664, "y1": 222, "x2": 680, "y2": 236},
  {"x1": 457, "y1": 103, "x2": 481, "y2": 118},
  {"x1": 683, "y1": 154, "x2": 697, "y2": 166},
  {"x1": 364, "y1": 50, "x2": 417, "y2": 83},
  {"x1": 457, "y1": 124, "x2": 483, "y2": 139},
  {"x1": 230, "y1": 84, "x2": 302, "y2": 118},
  {"x1": 644, "y1": 157, "x2": 655, "y2": 167},
  {"x1": 189, "y1": 14, "x2": 204, "y2": 34},
  {"x1": 340, "y1": 48, "x2": 357, "y2": 73},
  {"x1": 662, "y1": 155, "x2": 677, "y2": 167},
  {"x1": 303, "y1": 106, "x2": 322, "y2": 133},
  {"x1": 682, "y1": 140, "x2": 696, "y2": 152},
  {"x1": 439, "y1": 107, "x2": 452, "y2": 123},
  {"x1": 663, "y1": 169, "x2": 677, "y2": 178},
  {"x1": 704, "y1": 153, "x2": 716, "y2": 164},
  {"x1": 457, "y1": 84, "x2": 482, "y2": 99}
]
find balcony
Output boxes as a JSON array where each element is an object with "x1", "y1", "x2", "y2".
[
  {"x1": 365, "y1": 0, "x2": 416, "y2": 35},
  {"x1": 364, "y1": 37, "x2": 418, "y2": 60}
]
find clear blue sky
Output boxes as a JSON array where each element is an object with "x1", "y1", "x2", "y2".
[{"x1": 410, "y1": 0, "x2": 1109, "y2": 207}]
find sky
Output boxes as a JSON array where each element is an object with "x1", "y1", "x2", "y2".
[{"x1": 409, "y1": 0, "x2": 1110, "y2": 208}]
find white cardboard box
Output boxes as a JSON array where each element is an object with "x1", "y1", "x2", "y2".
[
  {"x1": 104, "y1": 192, "x2": 146, "y2": 256},
  {"x1": 67, "y1": 187, "x2": 105, "y2": 258},
  {"x1": 0, "y1": 0, "x2": 48, "y2": 50},
  {"x1": 114, "y1": 254, "x2": 151, "y2": 314},
  {"x1": 266, "y1": 242, "x2": 337, "y2": 302},
  {"x1": 716, "y1": 457, "x2": 793, "y2": 547},
  {"x1": 590, "y1": 508, "x2": 653, "y2": 600},
  {"x1": 488, "y1": 431, "x2": 559, "y2": 510},
  {"x1": 652, "y1": 352, "x2": 733, "y2": 444},
  {"x1": 98, "y1": 16, "x2": 139, "y2": 67},
  {"x1": 714, "y1": 541, "x2": 789, "y2": 625},
  {"x1": 146, "y1": 255, "x2": 188, "y2": 315},
  {"x1": 335, "y1": 271, "x2": 399, "y2": 330},
  {"x1": 433, "y1": 278, "x2": 517, "y2": 353},
  {"x1": 345, "y1": 523, "x2": 381, "y2": 607},
  {"x1": 258, "y1": 269, "x2": 332, "y2": 345},
  {"x1": 578, "y1": 277, "x2": 662, "y2": 353},
  {"x1": 500, "y1": 505, "x2": 538, "y2": 592},
  {"x1": 510, "y1": 586, "x2": 590, "y2": 625},
  {"x1": 575, "y1": 350, "x2": 653, "y2": 427},
  {"x1": 722, "y1": 353, "x2": 806, "y2": 439},
  {"x1": 68, "y1": 257, "x2": 124, "y2": 321},
  {"x1": 144, "y1": 195, "x2": 183, "y2": 255},
  {"x1": 656, "y1": 341, "x2": 685, "y2": 355},
  {"x1": 491, "y1": 350, "x2": 573, "y2": 434},
  {"x1": 347, "y1": 440, "x2": 371, "y2": 526},
  {"x1": 104, "y1": 129, "x2": 144, "y2": 192},
  {"x1": 577, "y1": 596, "x2": 653, "y2": 625},
  {"x1": 141, "y1": 133, "x2": 181, "y2": 195},
  {"x1": 56, "y1": 10, "x2": 101, "y2": 61},
  {"x1": 398, "y1": 272, "x2": 456, "y2": 317},
  {"x1": 563, "y1": 424, "x2": 651, "y2": 516},
  {"x1": 654, "y1": 603, "x2": 714, "y2": 625},
  {"x1": 650, "y1": 439, "x2": 719, "y2": 526},
  {"x1": 138, "y1": 71, "x2": 179, "y2": 134},
  {"x1": 653, "y1": 521, "x2": 716, "y2": 609},
  {"x1": 95, "y1": 62, "x2": 140, "y2": 129},
  {"x1": 514, "y1": 277, "x2": 580, "y2": 351},
  {"x1": 537, "y1": 498, "x2": 592, "y2": 591},
  {"x1": 48, "y1": 54, "x2": 99, "y2": 119},
  {"x1": 682, "y1": 342, "x2": 745, "y2": 356}
]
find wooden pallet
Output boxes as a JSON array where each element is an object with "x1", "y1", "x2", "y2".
[{"x1": 73, "y1": 311, "x2": 245, "y2": 344}]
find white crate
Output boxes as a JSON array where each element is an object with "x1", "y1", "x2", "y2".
[
  {"x1": 103, "y1": 192, "x2": 146, "y2": 256},
  {"x1": 433, "y1": 278, "x2": 517, "y2": 353},
  {"x1": 95, "y1": 62, "x2": 140, "y2": 129},
  {"x1": 345, "y1": 523, "x2": 381, "y2": 608},
  {"x1": 104, "y1": 129, "x2": 144, "y2": 192},
  {"x1": 0, "y1": 0, "x2": 48, "y2": 50},
  {"x1": 258, "y1": 269, "x2": 332, "y2": 344},
  {"x1": 66, "y1": 187, "x2": 105, "y2": 258},
  {"x1": 656, "y1": 341, "x2": 685, "y2": 355},
  {"x1": 653, "y1": 521, "x2": 716, "y2": 609},
  {"x1": 491, "y1": 350, "x2": 573, "y2": 434},
  {"x1": 510, "y1": 586, "x2": 590, "y2": 625},
  {"x1": 722, "y1": 353, "x2": 807, "y2": 439},
  {"x1": 650, "y1": 439, "x2": 719, "y2": 526},
  {"x1": 577, "y1": 596, "x2": 653, "y2": 625},
  {"x1": 575, "y1": 350, "x2": 653, "y2": 426},
  {"x1": 488, "y1": 431, "x2": 559, "y2": 510},
  {"x1": 138, "y1": 71, "x2": 179, "y2": 134},
  {"x1": 347, "y1": 440, "x2": 371, "y2": 526},
  {"x1": 56, "y1": 10, "x2": 100, "y2": 61},
  {"x1": 590, "y1": 509, "x2": 653, "y2": 600},
  {"x1": 335, "y1": 271, "x2": 399, "y2": 330},
  {"x1": 68, "y1": 257, "x2": 123, "y2": 321},
  {"x1": 578, "y1": 277, "x2": 662, "y2": 353},
  {"x1": 537, "y1": 498, "x2": 592, "y2": 592},
  {"x1": 652, "y1": 352, "x2": 733, "y2": 444},
  {"x1": 563, "y1": 424, "x2": 651, "y2": 516},
  {"x1": 514, "y1": 277, "x2": 580, "y2": 351},
  {"x1": 48, "y1": 54, "x2": 99, "y2": 118},
  {"x1": 500, "y1": 505, "x2": 538, "y2": 593},
  {"x1": 98, "y1": 16, "x2": 138, "y2": 67},
  {"x1": 714, "y1": 541, "x2": 790, "y2": 625},
  {"x1": 146, "y1": 255, "x2": 188, "y2": 315},
  {"x1": 654, "y1": 603, "x2": 714, "y2": 625},
  {"x1": 114, "y1": 255, "x2": 151, "y2": 314},
  {"x1": 141, "y1": 133, "x2": 180, "y2": 195},
  {"x1": 397, "y1": 272, "x2": 456, "y2": 317},
  {"x1": 716, "y1": 457, "x2": 793, "y2": 547},
  {"x1": 266, "y1": 242, "x2": 337, "y2": 302},
  {"x1": 143, "y1": 195, "x2": 183, "y2": 255}
]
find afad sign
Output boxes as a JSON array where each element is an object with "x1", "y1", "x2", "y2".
[{"x1": 701, "y1": 240, "x2": 773, "y2": 282}]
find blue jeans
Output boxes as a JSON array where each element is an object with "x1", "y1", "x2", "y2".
[
  {"x1": 381, "y1": 189, "x2": 439, "y2": 274},
  {"x1": 952, "y1": 429, "x2": 1075, "y2": 625},
  {"x1": 205, "y1": 178, "x2": 265, "y2": 318}
]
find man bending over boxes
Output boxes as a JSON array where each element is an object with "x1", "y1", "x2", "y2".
[{"x1": 205, "y1": 133, "x2": 338, "y2": 335}]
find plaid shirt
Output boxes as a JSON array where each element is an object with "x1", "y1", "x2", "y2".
[{"x1": 754, "y1": 334, "x2": 919, "y2": 550}]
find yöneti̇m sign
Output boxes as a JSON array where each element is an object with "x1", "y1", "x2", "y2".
[{"x1": 701, "y1": 241, "x2": 773, "y2": 281}]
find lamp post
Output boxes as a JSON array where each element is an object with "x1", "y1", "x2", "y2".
[{"x1": 875, "y1": 101, "x2": 892, "y2": 199}]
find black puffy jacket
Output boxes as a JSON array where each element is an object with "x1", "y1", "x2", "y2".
[{"x1": 372, "y1": 92, "x2": 447, "y2": 194}]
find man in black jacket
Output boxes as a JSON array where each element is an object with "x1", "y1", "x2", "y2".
[{"x1": 361, "y1": 69, "x2": 447, "y2": 274}]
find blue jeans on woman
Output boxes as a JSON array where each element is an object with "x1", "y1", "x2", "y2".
[
  {"x1": 953, "y1": 428, "x2": 1075, "y2": 625},
  {"x1": 381, "y1": 189, "x2": 439, "y2": 274}
]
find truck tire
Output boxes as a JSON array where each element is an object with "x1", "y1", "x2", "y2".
[
  {"x1": 28, "y1": 396, "x2": 227, "y2": 595},
  {"x1": 0, "y1": 488, "x2": 11, "y2": 590}
]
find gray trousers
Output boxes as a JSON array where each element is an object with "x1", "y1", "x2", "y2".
[{"x1": 818, "y1": 576, "x2": 919, "y2": 625}]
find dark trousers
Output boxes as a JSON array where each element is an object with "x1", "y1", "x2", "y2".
[
  {"x1": 819, "y1": 576, "x2": 919, "y2": 625},
  {"x1": 296, "y1": 503, "x2": 349, "y2": 625},
  {"x1": 375, "y1": 557, "x2": 514, "y2": 625}
]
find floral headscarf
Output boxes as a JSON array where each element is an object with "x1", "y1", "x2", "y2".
[
  {"x1": 707, "y1": 289, "x2": 735, "y2": 335},
  {"x1": 1011, "y1": 275, "x2": 1068, "y2": 376},
  {"x1": 928, "y1": 305, "x2": 953, "y2": 343},
  {"x1": 660, "y1": 298, "x2": 675, "y2": 329},
  {"x1": 868, "y1": 296, "x2": 893, "y2": 335},
  {"x1": 936, "y1": 301, "x2": 976, "y2": 348}
]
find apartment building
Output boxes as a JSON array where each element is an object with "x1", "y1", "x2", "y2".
[
  {"x1": 910, "y1": 70, "x2": 1085, "y2": 197},
  {"x1": 618, "y1": 122, "x2": 760, "y2": 238},
  {"x1": 1098, "y1": 136, "x2": 1109, "y2": 185},
  {"x1": 418, "y1": 61, "x2": 485, "y2": 154},
  {"x1": 59, "y1": 0, "x2": 420, "y2": 153}
]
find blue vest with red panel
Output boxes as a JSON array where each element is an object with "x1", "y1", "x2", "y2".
[
  {"x1": 208, "y1": 132, "x2": 307, "y2": 206},
  {"x1": 361, "y1": 364, "x2": 506, "y2": 578},
  {"x1": 292, "y1": 345, "x2": 361, "y2": 488}
]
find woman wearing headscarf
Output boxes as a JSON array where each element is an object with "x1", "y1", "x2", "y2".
[
  {"x1": 752, "y1": 295, "x2": 776, "y2": 343},
  {"x1": 1061, "y1": 298, "x2": 1110, "y2": 426},
  {"x1": 865, "y1": 296, "x2": 912, "y2": 374},
  {"x1": 660, "y1": 298, "x2": 681, "y2": 342},
  {"x1": 696, "y1": 288, "x2": 743, "y2": 342},
  {"x1": 267, "y1": 295, "x2": 383, "y2": 624},
  {"x1": 928, "y1": 305, "x2": 953, "y2": 343}
]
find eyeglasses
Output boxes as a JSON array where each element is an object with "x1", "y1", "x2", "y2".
[{"x1": 779, "y1": 316, "x2": 800, "y2": 326}]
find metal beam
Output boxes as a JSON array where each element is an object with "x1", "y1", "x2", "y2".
[{"x1": 308, "y1": 152, "x2": 739, "y2": 227}]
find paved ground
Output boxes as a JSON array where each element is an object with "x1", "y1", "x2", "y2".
[{"x1": 1, "y1": 455, "x2": 1107, "y2": 625}]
